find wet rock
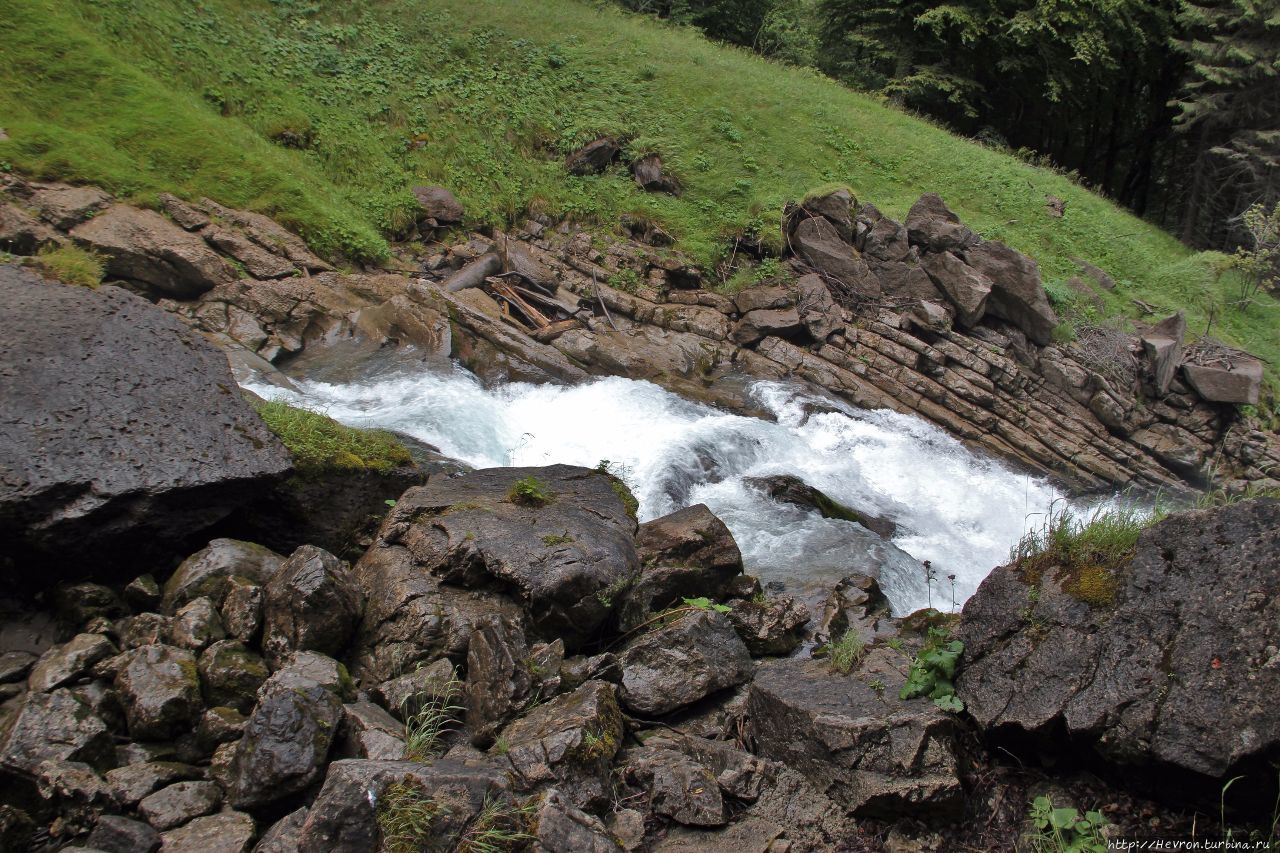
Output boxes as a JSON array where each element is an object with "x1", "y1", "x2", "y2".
[
  {"x1": 791, "y1": 217, "x2": 880, "y2": 300},
  {"x1": 747, "y1": 652, "x2": 961, "y2": 818},
  {"x1": 261, "y1": 545, "x2": 363, "y2": 667},
  {"x1": 253, "y1": 807, "x2": 308, "y2": 853},
  {"x1": 921, "y1": 251, "x2": 991, "y2": 327},
  {"x1": 28, "y1": 633, "x2": 116, "y2": 692},
  {"x1": 531, "y1": 788, "x2": 620, "y2": 852},
  {"x1": 298, "y1": 758, "x2": 509, "y2": 851},
  {"x1": 139, "y1": 780, "x2": 222, "y2": 830},
  {"x1": 743, "y1": 474, "x2": 896, "y2": 538},
  {"x1": 70, "y1": 204, "x2": 234, "y2": 297},
  {"x1": 618, "y1": 610, "x2": 753, "y2": 716},
  {"x1": 221, "y1": 577, "x2": 264, "y2": 644},
  {"x1": 958, "y1": 499, "x2": 1280, "y2": 779},
  {"x1": 118, "y1": 613, "x2": 172, "y2": 650},
  {"x1": 734, "y1": 307, "x2": 803, "y2": 346},
  {"x1": 637, "y1": 504, "x2": 742, "y2": 577},
  {"x1": 355, "y1": 465, "x2": 638, "y2": 650},
  {"x1": 633, "y1": 154, "x2": 681, "y2": 195},
  {"x1": 339, "y1": 701, "x2": 406, "y2": 761},
  {"x1": 104, "y1": 761, "x2": 203, "y2": 809},
  {"x1": 0, "y1": 651, "x2": 36, "y2": 683},
  {"x1": 198, "y1": 706, "x2": 247, "y2": 750},
  {"x1": 198, "y1": 641, "x2": 268, "y2": 713},
  {"x1": 621, "y1": 744, "x2": 726, "y2": 826},
  {"x1": 861, "y1": 212, "x2": 911, "y2": 262},
  {"x1": 815, "y1": 574, "x2": 892, "y2": 645},
  {"x1": 160, "y1": 811, "x2": 255, "y2": 853},
  {"x1": 413, "y1": 185, "x2": 465, "y2": 225},
  {"x1": 0, "y1": 689, "x2": 114, "y2": 775},
  {"x1": 465, "y1": 616, "x2": 533, "y2": 747},
  {"x1": 1183, "y1": 358, "x2": 1263, "y2": 405},
  {"x1": 725, "y1": 595, "x2": 809, "y2": 656},
  {"x1": 53, "y1": 582, "x2": 127, "y2": 626},
  {"x1": 168, "y1": 597, "x2": 226, "y2": 652},
  {"x1": 905, "y1": 193, "x2": 977, "y2": 253},
  {"x1": 566, "y1": 137, "x2": 621, "y2": 176},
  {"x1": 85, "y1": 815, "x2": 162, "y2": 853},
  {"x1": 124, "y1": 575, "x2": 162, "y2": 612},
  {"x1": 499, "y1": 680, "x2": 624, "y2": 810},
  {"x1": 964, "y1": 241, "x2": 1057, "y2": 346},
  {"x1": 163, "y1": 539, "x2": 284, "y2": 615},
  {"x1": 262, "y1": 650, "x2": 355, "y2": 701},
  {"x1": 372, "y1": 658, "x2": 456, "y2": 722},
  {"x1": 34, "y1": 758, "x2": 108, "y2": 806},
  {"x1": 226, "y1": 676, "x2": 344, "y2": 809},
  {"x1": 114, "y1": 644, "x2": 202, "y2": 741}
]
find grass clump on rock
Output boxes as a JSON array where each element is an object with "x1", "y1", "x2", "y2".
[
  {"x1": 377, "y1": 778, "x2": 440, "y2": 853},
  {"x1": 29, "y1": 244, "x2": 104, "y2": 288},
  {"x1": 825, "y1": 630, "x2": 866, "y2": 675},
  {"x1": 506, "y1": 476, "x2": 554, "y2": 507},
  {"x1": 252, "y1": 398, "x2": 411, "y2": 475}
]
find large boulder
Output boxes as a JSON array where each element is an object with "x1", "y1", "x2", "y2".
[
  {"x1": 791, "y1": 217, "x2": 881, "y2": 300},
  {"x1": 905, "y1": 193, "x2": 977, "y2": 253},
  {"x1": 355, "y1": 465, "x2": 639, "y2": 649},
  {"x1": 618, "y1": 610, "x2": 753, "y2": 716},
  {"x1": 114, "y1": 644, "x2": 203, "y2": 741},
  {"x1": 1141, "y1": 312, "x2": 1186, "y2": 396},
  {"x1": 733, "y1": 307, "x2": 802, "y2": 346},
  {"x1": 963, "y1": 241, "x2": 1057, "y2": 345},
  {"x1": 70, "y1": 204, "x2": 234, "y2": 297},
  {"x1": 957, "y1": 499, "x2": 1280, "y2": 779},
  {"x1": 261, "y1": 545, "x2": 363, "y2": 667},
  {"x1": 921, "y1": 251, "x2": 991, "y2": 327},
  {"x1": 162, "y1": 538, "x2": 284, "y2": 614},
  {"x1": 464, "y1": 616, "x2": 533, "y2": 746},
  {"x1": 411, "y1": 186, "x2": 464, "y2": 225},
  {"x1": 747, "y1": 651, "x2": 962, "y2": 819},
  {"x1": 636, "y1": 504, "x2": 742, "y2": 577},
  {"x1": 0, "y1": 269, "x2": 291, "y2": 580},
  {"x1": 0, "y1": 690, "x2": 115, "y2": 776},
  {"x1": 795, "y1": 274, "x2": 845, "y2": 340},
  {"x1": 1183, "y1": 358, "x2": 1263, "y2": 405},
  {"x1": 566, "y1": 137, "x2": 621, "y2": 176}
]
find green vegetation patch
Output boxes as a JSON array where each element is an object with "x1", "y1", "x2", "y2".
[
  {"x1": 377, "y1": 778, "x2": 440, "y2": 853},
  {"x1": 899, "y1": 626, "x2": 965, "y2": 712},
  {"x1": 252, "y1": 398, "x2": 412, "y2": 474},
  {"x1": 823, "y1": 630, "x2": 866, "y2": 675},
  {"x1": 28, "y1": 244, "x2": 105, "y2": 288},
  {"x1": 507, "y1": 475, "x2": 554, "y2": 507}
]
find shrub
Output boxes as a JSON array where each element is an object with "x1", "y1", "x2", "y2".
[
  {"x1": 252, "y1": 399, "x2": 411, "y2": 474},
  {"x1": 507, "y1": 475, "x2": 553, "y2": 507},
  {"x1": 30, "y1": 244, "x2": 104, "y2": 287}
]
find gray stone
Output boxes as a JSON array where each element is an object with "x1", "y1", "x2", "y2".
[
  {"x1": 792, "y1": 217, "x2": 880, "y2": 300},
  {"x1": 86, "y1": 815, "x2": 161, "y2": 853},
  {"x1": 163, "y1": 539, "x2": 284, "y2": 614},
  {"x1": 734, "y1": 307, "x2": 802, "y2": 345},
  {"x1": 198, "y1": 640, "x2": 268, "y2": 713},
  {"x1": 964, "y1": 241, "x2": 1057, "y2": 346},
  {"x1": 203, "y1": 225, "x2": 297, "y2": 279},
  {"x1": 566, "y1": 137, "x2": 621, "y2": 176},
  {"x1": 0, "y1": 269, "x2": 291, "y2": 579},
  {"x1": 618, "y1": 610, "x2": 753, "y2": 716},
  {"x1": 197, "y1": 706, "x2": 247, "y2": 750},
  {"x1": 124, "y1": 575, "x2": 162, "y2": 612},
  {"x1": 532, "y1": 788, "x2": 620, "y2": 852},
  {"x1": 220, "y1": 576, "x2": 264, "y2": 644},
  {"x1": 167, "y1": 597, "x2": 226, "y2": 652},
  {"x1": 371, "y1": 658, "x2": 456, "y2": 722},
  {"x1": 0, "y1": 202, "x2": 63, "y2": 254},
  {"x1": 160, "y1": 811, "x2": 255, "y2": 853},
  {"x1": 905, "y1": 193, "x2": 977, "y2": 253},
  {"x1": 0, "y1": 651, "x2": 36, "y2": 683},
  {"x1": 621, "y1": 744, "x2": 726, "y2": 826},
  {"x1": 252, "y1": 807, "x2": 308, "y2": 853},
  {"x1": 104, "y1": 761, "x2": 203, "y2": 808},
  {"x1": 633, "y1": 154, "x2": 681, "y2": 195},
  {"x1": 636, "y1": 503, "x2": 742, "y2": 577},
  {"x1": 799, "y1": 189, "x2": 856, "y2": 243},
  {"x1": 261, "y1": 650, "x2": 355, "y2": 700},
  {"x1": 0, "y1": 689, "x2": 114, "y2": 775},
  {"x1": 1183, "y1": 358, "x2": 1263, "y2": 405},
  {"x1": 921, "y1": 251, "x2": 991, "y2": 327},
  {"x1": 139, "y1": 780, "x2": 222, "y2": 830},
  {"x1": 28, "y1": 183, "x2": 112, "y2": 229},
  {"x1": 733, "y1": 285, "x2": 792, "y2": 314},
  {"x1": 114, "y1": 644, "x2": 202, "y2": 741},
  {"x1": 412, "y1": 186, "x2": 465, "y2": 224},
  {"x1": 118, "y1": 613, "x2": 172, "y2": 650},
  {"x1": 27, "y1": 633, "x2": 116, "y2": 692},
  {"x1": 261, "y1": 545, "x2": 363, "y2": 667},
  {"x1": 725, "y1": 595, "x2": 809, "y2": 656},
  {"x1": 465, "y1": 616, "x2": 533, "y2": 746},
  {"x1": 338, "y1": 701, "x2": 406, "y2": 761}
]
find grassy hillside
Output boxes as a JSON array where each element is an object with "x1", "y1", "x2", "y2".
[{"x1": 1, "y1": 0, "x2": 1274, "y2": 382}]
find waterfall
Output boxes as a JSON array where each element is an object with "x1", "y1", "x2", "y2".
[{"x1": 247, "y1": 363, "x2": 1086, "y2": 614}]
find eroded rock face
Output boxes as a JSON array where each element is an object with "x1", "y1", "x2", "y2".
[
  {"x1": 791, "y1": 217, "x2": 881, "y2": 300},
  {"x1": 356, "y1": 465, "x2": 639, "y2": 649},
  {"x1": 964, "y1": 241, "x2": 1057, "y2": 346},
  {"x1": 958, "y1": 499, "x2": 1280, "y2": 779},
  {"x1": 747, "y1": 652, "x2": 961, "y2": 818},
  {"x1": 465, "y1": 616, "x2": 533, "y2": 747},
  {"x1": 905, "y1": 193, "x2": 977, "y2": 253},
  {"x1": 618, "y1": 610, "x2": 753, "y2": 716},
  {"x1": 0, "y1": 269, "x2": 291, "y2": 581}
]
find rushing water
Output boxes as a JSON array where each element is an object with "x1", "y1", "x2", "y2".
[{"x1": 247, "y1": 363, "x2": 1077, "y2": 614}]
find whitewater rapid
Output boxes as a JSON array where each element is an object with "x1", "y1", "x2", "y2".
[{"x1": 247, "y1": 364, "x2": 1075, "y2": 614}]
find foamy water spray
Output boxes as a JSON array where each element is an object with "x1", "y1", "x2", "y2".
[{"x1": 248, "y1": 366, "x2": 1071, "y2": 613}]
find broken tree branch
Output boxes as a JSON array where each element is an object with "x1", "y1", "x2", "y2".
[{"x1": 442, "y1": 253, "x2": 503, "y2": 292}]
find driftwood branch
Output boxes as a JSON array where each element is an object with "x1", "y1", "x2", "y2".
[{"x1": 442, "y1": 253, "x2": 502, "y2": 292}]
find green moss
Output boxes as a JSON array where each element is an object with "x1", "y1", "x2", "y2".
[
  {"x1": 28, "y1": 244, "x2": 105, "y2": 287},
  {"x1": 541, "y1": 532, "x2": 575, "y2": 546},
  {"x1": 609, "y1": 478, "x2": 639, "y2": 523},
  {"x1": 1062, "y1": 564, "x2": 1119, "y2": 608},
  {"x1": 252, "y1": 398, "x2": 412, "y2": 475}
]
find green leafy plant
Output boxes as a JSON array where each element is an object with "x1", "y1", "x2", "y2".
[
  {"x1": 507, "y1": 475, "x2": 553, "y2": 507},
  {"x1": 402, "y1": 673, "x2": 464, "y2": 762},
  {"x1": 899, "y1": 627, "x2": 965, "y2": 712},
  {"x1": 682, "y1": 595, "x2": 731, "y2": 614},
  {"x1": 1025, "y1": 796, "x2": 1109, "y2": 852}
]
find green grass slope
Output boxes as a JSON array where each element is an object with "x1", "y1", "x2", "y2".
[{"x1": 1, "y1": 0, "x2": 1274, "y2": 381}]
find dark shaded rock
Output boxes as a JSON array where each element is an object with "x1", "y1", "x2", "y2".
[
  {"x1": 412, "y1": 186, "x2": 465, "y2": 225},
  {"x1": 70, "y1": 204, "x2": 234, "y2": 297},
  {"x1": 118, "y1": 614, "x2": 171, "y2": 650},
  {"x1": 792, "y1": 217, "x2": 880, "y2": 300},
  {"x1": 869, "y1": 251, "x2": 947, "y2": 306},
  {"x1": 733, "y1": 285, "x2": 792, "y2": 314},
  {"x1": 795, "y1": 273, "x2": 844, "y2": 340},
  {"x1": 964, "y1": 241, "x2": 1057, "y2": 346},
  {"x1": 262, "y1": 545, "x2": 363, "y2": 667},
  {"x1": 862, "y1": 214, "x2": 911, "y2": 262},
  {"x1": 799, "y1": 189, "x2": 856, "y2": 243},
  {"x1": 957, "y1": 499, "x2": 1280, "y2": 779},
  {"x1": 0, "y1": 651, "x2": 36, "y2": 684},
  {"x1": 0, "y1": 689, "x2": 114, "y2": 775},
  {"x1": 1183, "y1": 358, "x2": 1263, "y2": 405},
  {"x1": 566, "y1": 137, "x2": 622, "y2": 176},
  {"x1": 114, "y1": 644, "x2": 202, "y2": 741},
  {"x1": 747, "y1": 652, "x2": 961, "y2": 818},
  {"x1": 262, "y1": 650, "x2": 355, "y2": 701},
  {"x1": 198, "y1": 640, "x2": 268, "y2": 713},
  {"x1": 905, "y1": 193, "x2": 977, "y2": 253},
  {"x1": 139, "y1": 780, "x2": 222, "y2": 830},
  {"x1": 167, "y1": 597, "x2": 226, "y2": 652},
  {"x1": 355, "y1": 465, "x2": 638, "y2": 649},
  {"x1": 371, "y1": 657, "x2": 455, "y2": 722},
  {"x1": 743, "y1": 474, "x2": 896, "y2": 538},
  {"x1": 465, "y1": 616, "x2": 532, "y2": 746},
  {"x1": 221, "y1": 576, "x2": 264, "y2": 644},
  {"x1": 1131, "y1": 422, "x2": 1211, "y2": 481},
  {"x1": 298, "y1": 758, "x2": 509, "y2": 852},
  {"x1": 124, "y1": 575, "x2": 162, "y2": 612},
  {"x1": 532, "y1": 788, "x2": 620, "y2": 852},
  {"x1": 86, "y1": 815, "x2": 162, "y2": 853},
  {"x1": 733, "y1": 307, "x2": 802, "y2": 346},
  {"x1": 499, "y1": 680, "x2": 624, "y2": 810},
  {"x1": 338, "y1": 701, "x2": 405, "y2": 761},
  {"x1": 252, "y1": 806, "x2": 307, "y2": 853},
  {"x1": 725, "y1": 595, "x2": 809, "y2": 656},
  {"x1": 0, "y1": 806, "x2": 34, "y2": 852},
  {"x1": 0, "y1": 203, "x2": 63, "y2": 254},
  {"x1": 160, "y1": 811, "x2": 255, "y2": 853},
  {"x1": 637, "y1": 503, "x2": 742, "y2": 576},
  {"x1": 921, "y1": 251, "x2": 991, "y2": 327},
  {"x1": 633, "y1": 154, "x2": 681, "y2": 195},
  {"x1": 227, "y1": 676, "x2": 344, "y2": 809},
  {"x1": 618, "y1": 610, "x2": 753, "y2": 716},
  {"x1": 28, "y1": 633, "x2": 116, "y2": 692},
  {"x1": 104, "y1": 761, "x2": 203, "y2": 809},
  {"x1": 163, "y1": 539, "x2": 284, "y2": 615},
  {"x1": 622, "y1": 744, "x2": 726, "y2": 826},
  {"x1": 616, "y1": 564, "x2": 736, "y2": 634},
  {"x1": 1142, "y1": 311, "x2": 1186, "y2": 396},
  {"x1": 0, "y1": 270, "x2": 291, "y2": 582},
  {"x1": 815, "y1": 574, "x2": 891, "y2": 645},
  {"x1": 53, "y1": 582, "x2": 127, "y2": 626},
  {"x1": 198, "y1": 706, "x2": 247, "y2": 750}
]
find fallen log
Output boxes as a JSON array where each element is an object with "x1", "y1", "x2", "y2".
[
  {"x1": 530, "y1": 318, "x2": 581, "y2": 343},
  {"x1": 443, "y1": 253, "x2": 502, "y2": 292}
]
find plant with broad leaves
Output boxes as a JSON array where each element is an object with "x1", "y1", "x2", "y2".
[
  {"x1": 682, "y1": 596, "x2": 730, "y2": 614},
  {"x1": 899, "y1": 627, "x2": 965, "y2": 712},
  {"x1": 1025, "y1": 796, "x2": 1109, "y2": 852}
]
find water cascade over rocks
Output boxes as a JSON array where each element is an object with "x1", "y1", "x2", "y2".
[{"x1": 248, "y1": 364, "x2": 1081, "y2": 613}]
